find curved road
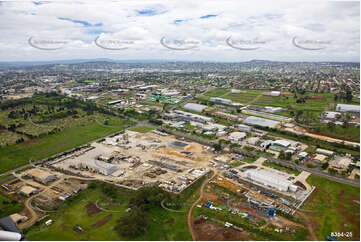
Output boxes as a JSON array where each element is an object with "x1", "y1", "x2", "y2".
[{"x1": 187, "y1": 170, "x2": 216, "y2": 241}]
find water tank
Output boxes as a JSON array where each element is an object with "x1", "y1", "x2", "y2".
[{"x1": 0, "y1": 230, "x2": 22, "y2": 241}]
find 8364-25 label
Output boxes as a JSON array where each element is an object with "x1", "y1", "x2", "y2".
[{"x1": 330, "y1": 232, "x2": 353, "y2": 238}]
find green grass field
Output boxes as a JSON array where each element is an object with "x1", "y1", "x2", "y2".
[
  {"x1": 0, "y1": 120, "x2": 132, "y2": 174},
  {"x1": 0, "y1": 193, "x2": 24, "y2": 218},
  {"x1": 203, "y1": 88, "x2": 229, "y2": 97},
  {"x1": 129, "y1": 126, "x2": 155, "y2": 133},
  {"x1": 25, "y1": 174, "x2": 210, "y2": 241},
  {"x1": 303, "y1": 175, "x2": 360, "y2": 241},
  {"x1": 262, "y1": 162, "x2": 300, "y2": 175}
]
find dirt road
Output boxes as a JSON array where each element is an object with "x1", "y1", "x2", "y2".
[
  {"x1": 246, "y1": 93, "x2": 263, "y2": 105},
  {"x1": 296, "y1": 211, "x2": 318, "y2": 241},
  {"x1": 187, "y1": 170, "x2": 216, "y2": 241},
  {"x1": 18, "y1": 197, "x2": 38, "y2": 229}
]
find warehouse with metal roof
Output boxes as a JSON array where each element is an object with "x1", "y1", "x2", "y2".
[
  {"x1": 243, "y1": 168, "x2": 297, "y2": 192},
  {"x1": 183, "y1": 103, "x2": 207, "y2": 113},
  {"x1": 243, "y1": 116, "x2": 280, "y2": 128},
  {"x1": 336, "y1": 104, "x2": 360, "y2": 112}
]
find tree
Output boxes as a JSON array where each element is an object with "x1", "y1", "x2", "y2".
[
  {"x1": 88, "y1": 182, "x2": 97, "y2": 189},
  {"x1": 321, "y1": 162, "x2": 329, "y2": 170},
  {"x1": 327, "y1": 122, "x2": 335, "y2": 130},
  {"x1": 328, "y1": 168, "x2": 338, "y2": 175},
  {"x1": 213, "y1": 143, "x2": 222, "y2": 152},
  {"x1": 114, "y1": 207, "x2": 148, "y2": 237},
  {"x1": 346, "y1": 90, "x2": 353, "y2": 103}
]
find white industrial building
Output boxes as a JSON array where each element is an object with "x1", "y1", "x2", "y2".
[
  {"x1": 236, "y1": 124, "x2": 253, "y2": 132},
  {"x1": 244, "y1": 168, "x2": 298, "y2": 192},
  {"x1": 183, "y1": 103, "x2": 207, "y2": 113},
  {"x1": 336, "y1": 104, "x2": 360, "y2": 113},
  {"x1": 263, "y1": 91, "x2": 281, "y2": 97},
  {"x1": 243, "y1": 116, "x2": 280, "y2": 128},
  {"x1": 272, "y1": 140, "x2": 291, "y2": 148},
  {"x1": 71, "y1": 160, "x2": 118, "y2": 175},
  {"x1": 323, "y1": 111, "x2": 341, "y2": 120},
  {"x1": 316, "y1": 148, "x2": 334, "y2": 156},
  {"x1": 173, "y1": 110, "x2": 212, "y2": 123},
  {"x1": 210, "y1": 97, "x2": 233, "y2": 105},
  {"x1": 264, "y1": 106, "x2": 283, "y2": 113},
  {"x1": 242, "y1": 109, "x2": 292, "y2": 122}
]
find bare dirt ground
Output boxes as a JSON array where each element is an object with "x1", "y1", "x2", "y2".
[
  {"x1": 86, "y1": 202, "x2": 101, "y2": 216},
  {"x1": 188, "y1": 170, "x2": 217, "y2": 240},
  {"x1": 90, "y1": 214, "x2": 112, "y2": 228},
  {"x1": 193, "y1": 220, "x2": 250, "y2": 241}
]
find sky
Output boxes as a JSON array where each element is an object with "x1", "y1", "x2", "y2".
[{"x1": 0, "y1": 0, "x2": 359, "y2": 62}]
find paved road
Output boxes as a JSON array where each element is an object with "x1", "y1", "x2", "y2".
[
  {"x1": 233, "y1": 147, "x2": 360, "y2": 187},
  {"x1": 1, "y1": 108, "x2": 358, "y2": 189},
  {"x1": 127, "y1": 117, "x2": 360, "y2": 187},
  {"x1": 187, "y1": 170, "x2": 216, "y2": 241}
]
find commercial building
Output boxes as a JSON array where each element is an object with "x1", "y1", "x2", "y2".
[
  {"x1": 242, "y1": 109, "x2": 292, "y2": 122},
  {"x1": 298, "y1": 152, "x2": 309, "y2": 160},
  {"x1": 336, "y1": 104, "x2": 360, "y2": 113},
  {"x1": 313, "y1": 154, "x2": 327, "y2": 164},
  {"x1": 173, "y1": 110, "x2": 212, "y2": 123},
  {"x1": 213, "y1": 111, "x2": 239, "y2": 121},
  {"x1": 260, "y1": 140, "x2": 273, "y2": 149},
  {"x1": 9, "y1": 214, "x2": 28, "y2": 225},
  {"x1": 243, "y1": 116, "x2": 280, "y2": 128},
  {"x1": 26, "y1": 169, "x2": 58, "y2": 185},
  {"x1": 330, "y1": 156, "x2": 352, "y2": 170},
  {"x1": 210, "y1": 97, "x2": 233, "y2": 105},
  {"x1": 236, "y1": 124, "x2": 253, "y2": 133},
  {"x1": 264, "y1": 106, "x2": 283, "y2": 113},
  {"x1": 244, "y1": 168, "x2": 298, "y2": 192},
  {"x1": 316, "y1": 148, "x2": 334, "y2": 156},
  {"x1": 228, "y1": 132, "x2": 247, "y2": 142},
  {"x1": 246, "y1": 137, "x2": 259, "y2": 145},
  {"x1": 323, "y1": 111, "x2": 341, "y2": 120},
  {"x1": 183, "y1": 103, "x2": 207, "y2": 113},
  {"x1": 107, "y1": 100, "x2": 123, "y2": 105},
  {"x1": 18, "y1": 186, "x2": 38, "y2": 197},
  {"x1": 272, "y1": 140, "x2": 291, "y2": 148},
  {"x1": 263, "y1": 91, "x2": 281, "y2": 97}
]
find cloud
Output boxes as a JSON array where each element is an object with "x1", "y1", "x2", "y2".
[{"x1": 0, "y1": 0, "x2": 358, "y2": 62}]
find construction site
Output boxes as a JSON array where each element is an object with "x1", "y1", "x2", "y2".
[
  {"x1": 49, "y1": 130, "x2": 213, "y2": 193},
  {"x1": 0, "y1": 167, "x2": 89, "y2": 229},
  {"x1": 191, "y1": 172, "x2": 313, "y2": 241},
  {"x1": 0, "y1": 129, "x2": 316, "y2": 239}
]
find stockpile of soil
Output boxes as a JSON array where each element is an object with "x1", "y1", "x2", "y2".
[
  {"x1": 91, "y1": 214, "x2": 113, "y2": 228},
  {"x1": 86, "y1": 202, "x2": 101, "y2": 216},
  {"x1": 193, "y1": 221, "x2": 249, "y2": 241}
]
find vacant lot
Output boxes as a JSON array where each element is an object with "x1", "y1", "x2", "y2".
[
  {"x1": 0, "y1": 120, "x2": 131, "y2": 174},
  {"x1": 129, "y1": 126, "x2": 155, "y2": 133},
  {"x1": 25, "y1": 175, "x2": 209, "y2": 240},
  {"x1": 303, "y1": 175, "x2": 360, "y2": 241},
  {"x1": 0, "y1": 193, "x2": 24, "y2": 218}
]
